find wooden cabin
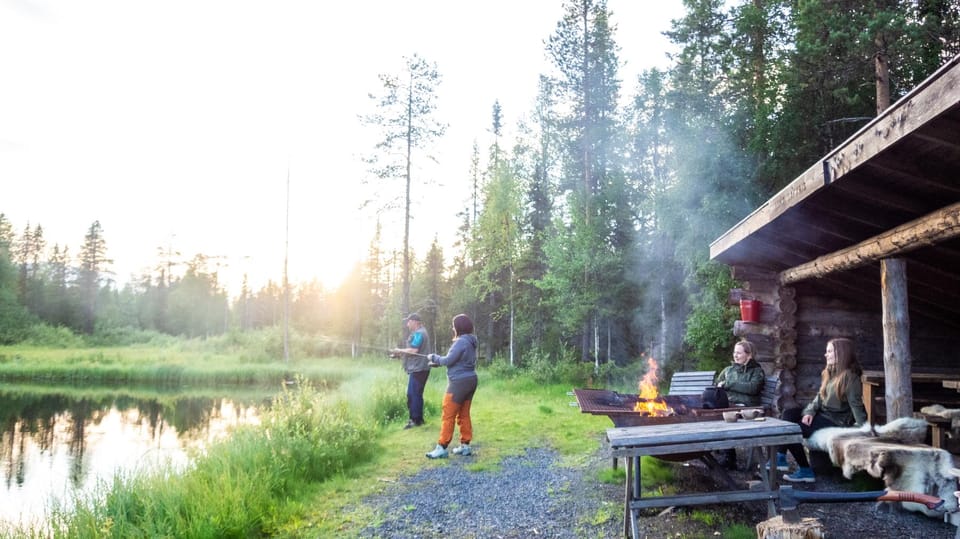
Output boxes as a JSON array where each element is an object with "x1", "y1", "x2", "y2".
[{"x1": 709, "y1": 53, "x2": 960, "y2": 433}]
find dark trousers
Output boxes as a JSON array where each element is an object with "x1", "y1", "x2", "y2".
[
  {"x1": 779, "y1": 406, "x2": 838, "y2": 467},
  {"x1": 407, "y1": 370, "x2": 430, "y2": 423}
]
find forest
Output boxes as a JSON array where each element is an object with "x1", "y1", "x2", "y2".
[{"x1": 1, "y1": 0, "x2": 958, "y2": 373}]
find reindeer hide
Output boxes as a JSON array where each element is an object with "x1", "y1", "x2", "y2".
[{"x1": 807, "y1": 417, "x2": 958, "y2": 517}]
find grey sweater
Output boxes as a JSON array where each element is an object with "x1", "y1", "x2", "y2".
[{"x1": 433, "y1": 334, "x2": 478, "y2": 381}]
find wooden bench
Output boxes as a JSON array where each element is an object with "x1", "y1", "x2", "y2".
[
  {"x1": 667, "y1": 370, "x2": 716, "y2": 396},
  {"x1": 760, "y1": 374, "x2": 778, "y2": 413}
]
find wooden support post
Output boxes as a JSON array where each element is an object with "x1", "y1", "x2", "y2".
[{"x1": 881, "y1": 258, "x2": 913, "y2": 421}]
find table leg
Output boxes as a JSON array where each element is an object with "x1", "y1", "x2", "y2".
[
  {"x1": 631, "y1": 456, "x2": 642, "y2": 539},
  {"x1": 765, "y1": 445, "x2": 777, "y2": 518},
  {"x1": 862, "y1": 381, "x2": 874, "y2": 423},
  {"x1": 623, "y1": 455, "x2": 632, "y2": 539},
  {"x1": 753, "y1": 447, "x2": 769, "y2": 485},
  {"x1": 634, "y1": 455, "x2": 642, "y2": 500}
]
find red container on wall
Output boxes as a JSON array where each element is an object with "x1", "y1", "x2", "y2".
[{"x1": 740, "y1": 299, "x2": 761, "y2": 322}]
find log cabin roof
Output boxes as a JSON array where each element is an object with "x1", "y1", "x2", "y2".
[{"x1": 710, "y1": 54, "x2": 960, "y2": 328}]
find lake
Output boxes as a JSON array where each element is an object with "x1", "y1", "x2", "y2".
[{"x1": 0, "y1": 383, "x2": 275, "y2": 530}]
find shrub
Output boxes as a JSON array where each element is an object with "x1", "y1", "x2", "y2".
[
  {"x1": 369, "y1": 381, "x2": 408, "y2": 425},
  {"x1": 22, "y1": 323, "x2": 85, "y2": 348}
]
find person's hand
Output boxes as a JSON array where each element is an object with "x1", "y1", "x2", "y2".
[
  {"x1": 427, "y1": 353, "x2": 440, "y2": 367},
  {"x1": 801, "y1": 414, "x2": 814, "y2": 426},
  {"x1": 716, "y1": 382, "x2": 724, "y2": 388}
]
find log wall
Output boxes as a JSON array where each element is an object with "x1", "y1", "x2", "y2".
[
  {"x1": 729, "y1": 267, "x2": 798, "y2": 414},
  {"x1": 729, "y1": 264, "x2": 960, "y2": 416}
]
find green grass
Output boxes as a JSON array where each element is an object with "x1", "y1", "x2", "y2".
[
  {"x1": 722, "y1": 523, "x2": 757, "y2": 539},
  {"x1": 0, "y1": 346, "x2": 693, "y2": 538},
  {"x1": 0, "y1": 340, "x2": 368, "y2": 389},
  {"x1": 19, "y1": 376, "x2": 382, "y2": 538}
]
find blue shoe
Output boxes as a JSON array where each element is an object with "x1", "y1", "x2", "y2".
[
  {"x1": 426, "y1": 444, "x2": 448, "y2": 459},
  {"x1": 783, "y1": 467, "x2": 815, "y2": 483},
  {"x1": 766, "y1": 452, "x2": 789, "y2": 472},
  {"x1": 452, "y1": 444, "x2": 471, "y2": 456}
]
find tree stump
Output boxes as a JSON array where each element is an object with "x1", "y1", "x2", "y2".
[{"x1": 756, "y1": 515, "x2": 824, "y2": 539}]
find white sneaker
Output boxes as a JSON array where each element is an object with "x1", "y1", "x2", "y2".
[
  {"x1": 452, "y1": 444, "x2": 471, "y2": 456},
  {"x1": 425, "y1": 444, "x2": 448, "y2": 459}
]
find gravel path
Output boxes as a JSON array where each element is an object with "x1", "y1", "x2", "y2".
[
  {"x1": 360, "y1": 447, "x2": 621, "y2": 538},
  {"x1": 358, "y1": 446, "x2": 959, "y2": 538}
]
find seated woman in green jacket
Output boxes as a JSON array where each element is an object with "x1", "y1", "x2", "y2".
[
  {"x1": 714, "y1": 339, "x2": 765, "y2": 469},
  {"x1": 776, "y1": 337, "x2": 868, "y2": 483},
  {"x1": 716, "y1": 339, "x2": 765, "y2": 406}
]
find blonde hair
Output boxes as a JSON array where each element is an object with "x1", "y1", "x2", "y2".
[
  {"x1": 819, "y1": 337, "x2": 862, "y2": 401},
  {"x1": 735, "y1": 339, "x2": 755, "y2": 359}
]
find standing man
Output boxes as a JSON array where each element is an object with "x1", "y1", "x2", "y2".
[{"x1": 391, "y1": 313, "x2": 431, "y2": 429}]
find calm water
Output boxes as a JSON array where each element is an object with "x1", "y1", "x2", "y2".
[{"x1": 0, "y1": 384, "x2": 274, "y2": 530}]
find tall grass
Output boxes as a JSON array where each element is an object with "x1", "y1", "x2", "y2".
[
  {"x1": 1, "y1": 343, "x2": 660, "y2": 537},
  {"x1": 0, "y1": 328, "x2": 374, "y2": 387},
  {"x1": 24, "y1": 377, "x2": 385, "y2": 539}
]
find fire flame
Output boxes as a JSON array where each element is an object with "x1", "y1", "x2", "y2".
[{"x1": 634, "y1": 356, "x2": 675, "y2": 416}]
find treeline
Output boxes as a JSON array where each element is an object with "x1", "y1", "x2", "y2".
[
  {"x1": 3, "y1": 1, "x2": 959, "y2": 373},
  {"x1": 0, "y1": 218, "x2": 300, "y2": 343}
]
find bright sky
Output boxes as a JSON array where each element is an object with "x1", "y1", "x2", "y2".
[{"x1": 0, "y1": 0, "x2": 684, "y2": 296}]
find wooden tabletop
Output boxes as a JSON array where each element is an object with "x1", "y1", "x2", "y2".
[
  {"x1": 606, "y1": 418, "x2": 801, "y2": 457},
  {"x1": 861, "y1": 370, "x2": 960, "y2": 384}
]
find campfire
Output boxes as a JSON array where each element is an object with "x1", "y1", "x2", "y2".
[
  {"x1": 573, "y1": 356, "x2": 723, "y2": 427},
  {"x1": 633, "y1": 356, "x2": 675, "y2": 416}
]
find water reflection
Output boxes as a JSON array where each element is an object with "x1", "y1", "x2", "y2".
[{"x1": 0, "y1": 384, "x2": 273, "y2": 529}]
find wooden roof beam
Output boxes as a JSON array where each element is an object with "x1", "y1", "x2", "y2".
[{"x1": 780, "y1": 201, "x2": 960, "y2": 284}]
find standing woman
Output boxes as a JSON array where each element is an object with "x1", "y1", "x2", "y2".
[
  {"x1": 425, "y1": 314, "x2": 478, "y2": 459},
  {"x1": 777, "y1": 337, "x2": 868, "y2": 483}
]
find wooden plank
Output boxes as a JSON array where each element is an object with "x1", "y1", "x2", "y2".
[
  {"x1": 779, "y1": 202, "x2": 960, "y2": 284},
  {"x1": 711, "y1": 55, "x2": 960, "y2": 264},
  {"x1": 667, "y1": 371, "x2": 716, "y2": 396},
  {"x1": 761, "y1": 375, "x2": 779, "y2": 410},
  {"x1": 606, "y1": 418, "x2": 800, "y2": 449},
  {"x1": 824, "y1": 56, "x2": 960, "y2": 182},
  {"x1": 610, "y1": 434, "x2": 803, "y2": 457}
]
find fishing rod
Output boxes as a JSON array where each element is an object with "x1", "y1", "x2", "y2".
[{"x1": 318, "y1": 339, "x2": 431, "y2": 359}]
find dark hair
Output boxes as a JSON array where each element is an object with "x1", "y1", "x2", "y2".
[{"x1": 452, "y1": 314, "x2": 474, "y2": 337}]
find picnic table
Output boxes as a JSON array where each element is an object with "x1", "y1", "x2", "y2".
[
  {"x1": 862, "y1": 370, "x2": 960, "y2": 423},
  {"x1": 606, "y1": 418, "x2": 802, "y2": 539}
]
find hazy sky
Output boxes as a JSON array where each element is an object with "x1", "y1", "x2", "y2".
[{"x1": 1, "y1": 0, "x2": 685, "y2": 296}]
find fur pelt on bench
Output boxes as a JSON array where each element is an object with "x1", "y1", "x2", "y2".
[
  {"x1": 921, "y1": 404, "x2": 960, "y2": 420},
  {"x1": 807, "y1": 417, "x2": 958, "y2": 516}
]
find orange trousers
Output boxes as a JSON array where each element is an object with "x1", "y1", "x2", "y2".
[{"x1": 438, "y1": 392, "x2": 472, "y2": 447}]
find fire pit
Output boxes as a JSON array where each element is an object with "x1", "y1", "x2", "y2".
[{"x1": 572, "y1": 388, "x2": 754, "y2": 427}]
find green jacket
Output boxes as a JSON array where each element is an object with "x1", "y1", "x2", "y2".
[
  {"x1": 716, "y1": 359, "x2": 765, "y2": 406},
  {"x1": 802, "y1": 370, "x2": 867, "y2": 427}
]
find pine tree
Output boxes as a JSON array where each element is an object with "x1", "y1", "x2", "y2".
[
  {"x1": 543, "y1": 0, "x2": 629, "y2": 363},
  {"x1": 362, "y1": 54, "x2": 447, "y2": 318},
  {"x1": 76, "y1": 221, "x2": 112, "y2": 334}
]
